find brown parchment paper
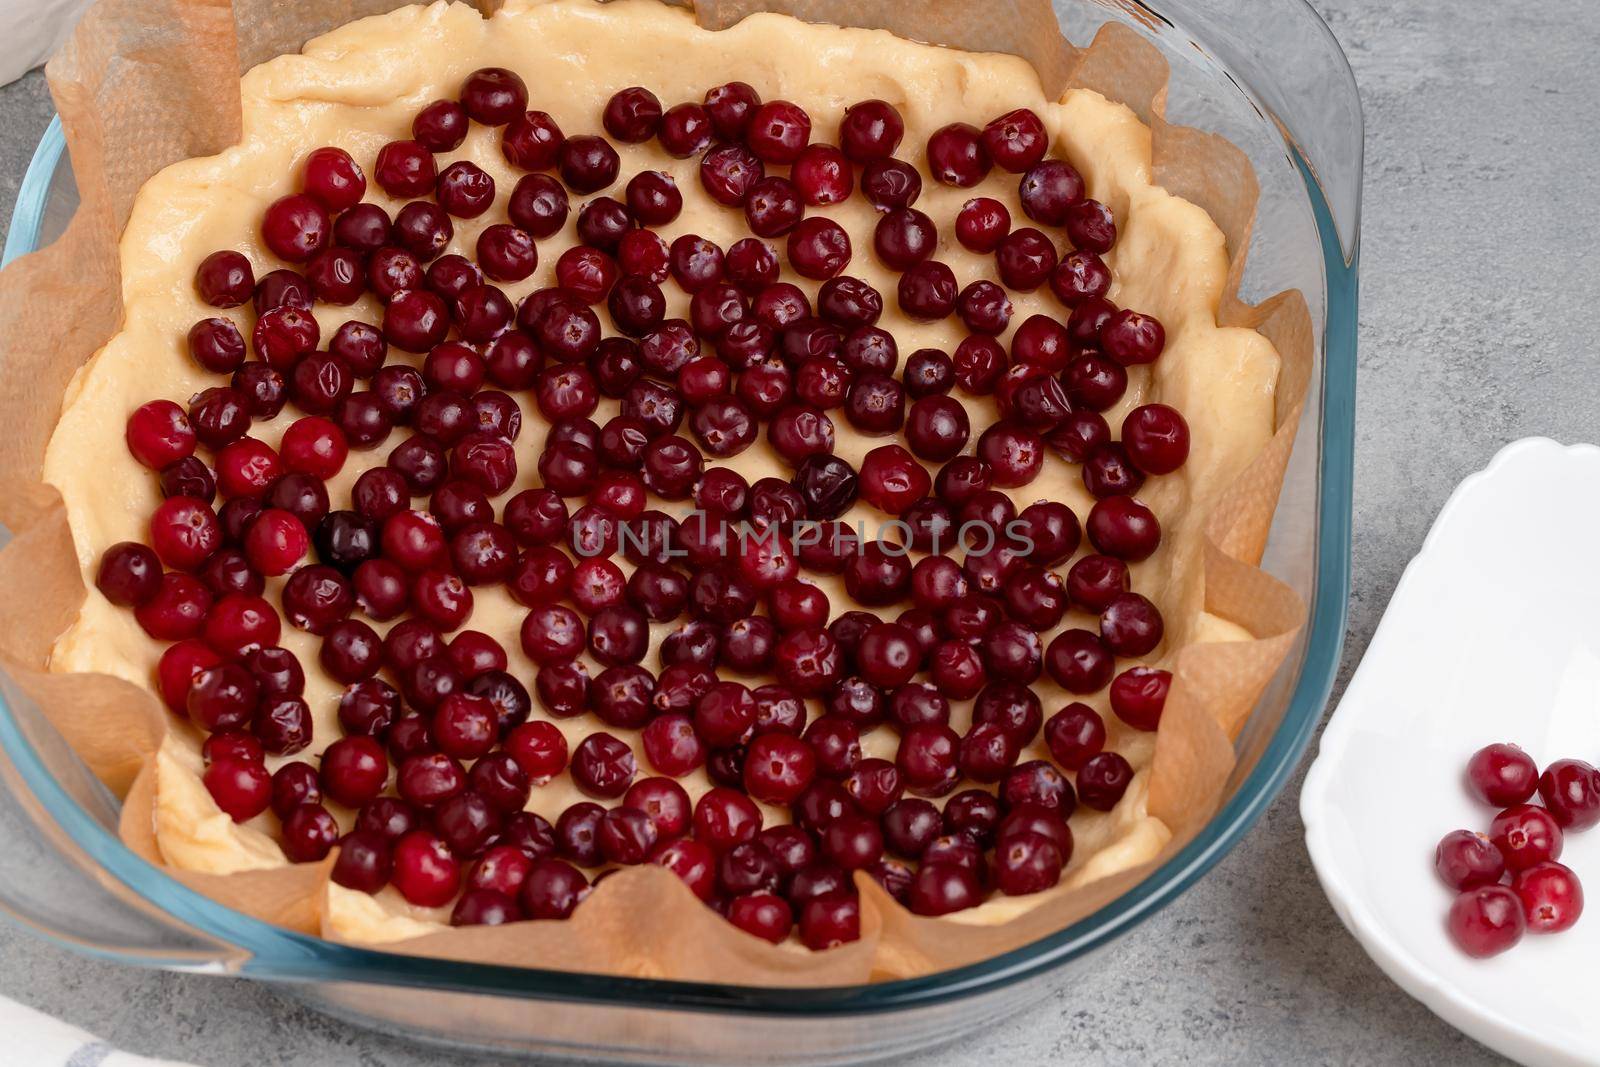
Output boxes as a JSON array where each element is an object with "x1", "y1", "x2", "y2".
[{"x1": 0, "y1": 0, "x2": 1313, "y2": 985}]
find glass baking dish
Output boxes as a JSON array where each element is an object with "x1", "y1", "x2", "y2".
[{"x1": 0, "y1": 0, "x2": 1359, "y2": 1059}]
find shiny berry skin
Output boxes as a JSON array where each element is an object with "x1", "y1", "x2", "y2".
[
  {"x1": 96, "y1": 541, "x2": 162, "y2": 606},
  {"x1": 956, "y1": 197, "x2": 1011, "y2": 253},
  {"x1": 1434, "y1": 829, "x2": 1507, "y2": 891},
  {"x1": 569, "y1": 732, "x2": 636, "y2": 799},
  {"x1": 1100, "y1": 308, "x2": 1165, "y2": 366},
  {"x1": 1051, "y1": 249, "x2": 1113, "y2": 306},
  {"x1": 1045, "y1": 703, "x2": 1106, "y2": 771},
  {"x1": 521, "y1": 859, "x2": 589, "y2": 919},
  {"x1": 838, "y1": 98, "x2": 902, "y2": 161},
  {"x1": 1122, "y1": 403, "x2": 1191, "y2": 475},
  {"x1": 909, "y1": 862, "x2": 982, "y2": 915},
  {"x1": 728, "y1": 892, "x2": 793, "y2": 943},
  {"x1": 700, "y1": 144, "x2": 764, "y2": 206},
  {"x1": 1109, "y1": 666, "x2": 1171, "y2": 731},
  {"x1": 1018, "y1": 159, "x2": 1085, "y2": 224},
  {"x1": 1490, "y1": 802, "x2": 1565, "y2": 873},
  {"x1": 1066, "y1": 198, "x2": 1117, "y2": 253},
  {"x1": 799, "y1": 892, "x2": 861, "y2": 949},
  {"x1": 1465, "y1": 743, "x2": 1539, "y2": 806},
  {"x1": 391, "y1": 831, "x2": 461, "y2": 908},
  {"x1": 787, "y1": 217, "x2": 851, "y2": 280},
  {"x1": 694, "y1": 786, "x2": 763, "y2": 851},
  {"x1": 658, "y1": 103, "x2": 713, "y2": 157},
  {"x1": 1077, "y1": 752, "x2": 1135, "y2": 812},
  {"x1": 126, "y1": 400, "x2": 195, "y2": 469},
  {"x1": 859, "y1": 444, "x2": 931, "y2": 515},
  {"x1": 460, "y1": 67, "x2": 527, "y2": 124},
  {"x1": 996, "y1": 227, "x2": 1058, "y2": 291},
  {"x1": 747, "y1": 100, "x2": 811, "y2": 164},
  {"x1": 1446, "y1": 885, "x2": 1525, "y2": 957},
  {"x1": 1537, "y1": 759, "x2": 1600, "y2": 829},
  {"x1": 791, "y1": 143, "x2": 853, "y2": 205},
  {"x1": 983, "y1": 108, "x2": 1049, "y2": 171},
  {"x1": 1513, "y1": 861, "x2": 1584, "y2": 933},
  {"x1": 1087, "y1": 496, "x2": 1162, "y2": 561},
  {"x1": 281, "y1": 803, "x2": 340, "y2": 863},
  {"x1": 502, "y1": 110, "x2": 565, "y2": 171},
  {"x1": 603, "y1": 86, "x2": 662, "y2": 141},
  {"x1": 558, "y1": 135, "x2": 621, "y2": 194},
  {"x1": 1100, "y1": 592, "x2": 1164, "y2": 657},
  {"x1": 260, "y1": 193, "x2": 330, "y2": 263},
  {"x1": 203, "y1": 758, "x2": 271, "y2": 822},
  {"x1": 413, "y1": 98, "x2": 467, "y2": 151},
  {"x1": 925, "y1": 122, "x2": 990, "y2": 187},
  {"x1": 195, "y1": 251, "x2": 254, "y2": 308},
  {"x1": 995, "y1": 831, "x2": 1063, "y2": 896},
  {"x1": 320, "y1": 736, "x2": 388, "y2": 808}
]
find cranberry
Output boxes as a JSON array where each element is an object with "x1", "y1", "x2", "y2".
[
  {"x1": 602, "y1": 85, "x2": 662, "y2": 141},
  {"x1": 194, "y1": 250, "x2": 254, "y2": 308},
  {"x1": 521, "y1": 859, "x2": 589, "y2": 919},
  {"x1": 1087, "y1": 496, "x2": 1161, "y2": 561},
  {"x1": 1435, "y1": 829, "x2": 1507, "y2": 891},
  {"x1": 1101, "y1": 592, "x2": 1164, "y2": 656},
  {"x1": 203, "y1": 758, "x2": 271, "y2": 822},
  {"x1": 857, "y1": 444, "x2": 927, "y2": 514},
  {"x1": 1044, "y1": 703, "x2": 1106, "y2": 771},
  {"x1": 909, "y1": 862, "x2": 982, "y2": 915},
  {"x1": 412, "y1": 99, "x2": 467, "y2": 151},
  {"x1": 558, "y1": 135, "x2": 621, "y2": 193},
  {"x1": 371, "y1": 141, "x2": 435, "y2": 198},
  {"x1": 896, "y1": 723, "x2": 960, "y2": 796},
  {"x1": 728, "y1": 892, "x2": 793, "y2": 943},
  {"x1": 898, "y1": 261, "x2": 958, "y2": 320},
  {"x1": 1044, "y1": 629, "x2": 1114, "y2": 695},
  {"x1": 460, "y1": 67, "x2": 527, "y2": 124},
  {"x1": 658, "y1": 103, "x2": 713, "y2": 157},
  {"x1": 694, "y1": 786, "x2": 763, "y2": 851},
  {"x1": 926, "y1": 123, "x2": 990, "y2": 186},
  {"x1": 126, "y1": 400, "x2": 195, "y2": 469},
  {"x1": 1514, "y1": 861, "x2": 1585, "y2": 933},
  {"x1": 390, "y1": 831, "x2": 461, "y2": 907},
  {"x1": 598, "y1": 807, "x2": 659, "y2": 865},
  {"x1": 502, "y1": 109, "x2": 565, "y2": 170},
  {"x1": 860, "y1": 157, "x2": 921, "y2": 210},
  {"x1": 873, "y1": 208, "x2": 936, "y2": 271},
  {"x1": 995, "y1": 227, "x2": 1058, "y2": 291},
  {"x1": 787, "y1": 217, "x2": 851, "y2": 280},
  {"x1": 904, "y1": 396, "x2": 970, "y2": 463},
  {"x1": 1018, "y1": 159, "x2": 1085, "y2": 225},
  {"x1": 788, "y1": 145, "x2": 850, "y2": 208},
  {"x1": 1447, "y1": 884, "x2": 1525, "y2": 957},
  {"x1": 791, "y1": 454, "x2": 860, "y2": 521},
  {"x1": 1535, "y1": 759, "x2": 1600, "y2": 829},
  {"x1": 96, "y1": 541, "x2": 162, "y2": 606},
  {"x1": 903, "y1": 349, "x2": 955, "y2": 398},
  {"x1": 699, "y1": 144, "x2": 764, "y2": 206},
  {"x1": 261, "y1": 193, "x2": 330, "y2": 263},
  {"x1": 837, "y1": 98, "x2": 902, "y2": 161},
  {"x1": 952, "y1": 336, "x2": 1006, "y2": 395},
  {"x1": 1051, "y1": 249, "x2": 1113, "y2": 306},
  {"x1": 1066, "y1": 197, "x2": 1117, "y2": 254},
  {"x1": 1109, "y1": 667, "x2": 1171, "y2": 731},
  {"x1": 571, "y1": 732, "x2": 636, "y2": 798},
  {"x1": 1466, "y1": 743, "x2": 1540, "y2": 806}
]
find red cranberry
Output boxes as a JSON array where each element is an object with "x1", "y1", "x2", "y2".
[
  {"x1": 203, "y1": 758, "x2": 271, "y2": 822},
  {"x1": 789, "y1": 144, "x2": 851, "y2": 207},
  {"x1": 571, "y1": 732, "x2": 636, "y2": 798},
  {"x1": 694, "y1": 786, "x2": 763, "y2": 852},
  {"x1": 952, "y1": 336, "x2": 1006, "y2": 394},
  {"x1": 1466, "y1": 743, "x2": 1540, "y2": 806},
  {"x1": 558, "y1": 135, "x2": 621, "y2": 194},
  {"x1": 1109, "y1": 667, "x2": 1171, "y2": 731},
  {"x1": 502, "y1": 109, "x2": 565, "y2": 170},
  {"x1": 1066, "y1": 197, "x2": 1117, "y2": 253},
  {"x1": 1051, "y1": 249, "x2": 1113, "y2": 306},
  {"x1": 412, "y1": 99, "x2": 467, "y2": 151},
  {"x1": 871, "y1": 207, "x2": 935, "y2": 271},
  {"x1": 195, "y1": 251, "x2": 256, "y2": 312},
  {"x1": 728, "y1": 892, "x2": 792, "y2": 942},
  {"x1": 603, "y1": 86, "x2": 662, "y2": 141},
  {"x1": 1018, "y1": 159, "x2": 1085, "y2": 224},
  {"x1": 521, "y1": 858, "x2": 589, "y2": 919},
  {"x1": 658, "y1": 102, "x2": 713, "y2": 157},
  {"x1": 1078, "y1": 752, "x2": 1136, "y2": 812},
  {"x1": 260, "y1": 193, "x2": 330, "y2": 263},
  {"x1": 858, "y1": 444, "x2": 929, "y2": 515},
  {"x1": 97, "y1": 541, "x2": 162, "y2": 606},
  {"x1": 700, "y1": 143, "x2": 764, "y2": 206},
  {"x1": 787, "y1": 217, "x2": 851, "y2": 280},
  {"x1": 390, "y1": 831, "x2": 461, "y2": 907},
  {"x1": 1435, "y1": 829, "x2": 1507, "y2": 891},
  {"x1": 1044, "y1": 703, "x2": 1106, "y2": 771},
  {"x1": 1536, "y1": 759, "x2": 1600, "y2": 829},
  {"x1": 1101, "y1": 591, "x2": 1164, "y2": 656},
  {"x1": 860, "y1": 157, "x2": 921, "y2": 210},
  {"x1": 995, "y1": 227, "x2": 1058, "y2": 291},
  {"x1": 1514, "y1": 860, "x2": 1584, "y2": 933},
  {"x1": 926, "y1": 123, "x2": 990, "y2": 187},
  {"x1": 1044, "y1": 629, "x2": 1114, "y2": 695},
  {"x1": 909, "y1": 862, "x2": 982, "y2": 915},
  {"x1": 460, "y1": 67, "x2": 527, "y2": 124},
  {"x1": 980, "y1": 107, "x2": 1048, "y2": 171},
  {"x1": 1447, "y1": 884, "x2": 1525, "y2": 957}
]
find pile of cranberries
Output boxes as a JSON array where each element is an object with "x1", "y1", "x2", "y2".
[
  {"x1": 1436, "y1": 743, "x2": 1598, "y2": 957},
  {"x1": 98, "y1": 66, "x2": 1189, "y2": 948}
]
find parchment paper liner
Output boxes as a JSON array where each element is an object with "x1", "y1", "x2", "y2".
[{"x1": 0, "y1": 0, "x2": 1314, "y2": 984}]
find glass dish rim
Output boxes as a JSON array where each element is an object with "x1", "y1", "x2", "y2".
[{"x1": 0, "y1": 12, "x2": 1359, "y2": 1014}]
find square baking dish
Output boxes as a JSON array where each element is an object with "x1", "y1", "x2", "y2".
[{"x1": 0, "y1": 0, "x2": 1359, "y2": 1060}]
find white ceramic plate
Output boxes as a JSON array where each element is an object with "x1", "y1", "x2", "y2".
[{"x1": 1303, "y1": 437, "x2": 1600, "y2": 1067}]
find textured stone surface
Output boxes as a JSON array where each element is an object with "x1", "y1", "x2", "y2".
[{"x1": 1, "y1": 0, "x2": 1594, "y2": 1059}]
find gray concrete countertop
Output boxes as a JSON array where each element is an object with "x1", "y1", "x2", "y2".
[{"x1": 0, "y1": 1, "x2": 1593, "y2": 1062}]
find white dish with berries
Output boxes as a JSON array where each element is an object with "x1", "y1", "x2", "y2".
[{"x1": 1303, "y1": 436, "x2": 1600, "y2": 1067}]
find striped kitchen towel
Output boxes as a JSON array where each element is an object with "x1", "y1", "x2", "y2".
[{"x1": 6, "y1": 996, "x2": 195, "y2": 1066}]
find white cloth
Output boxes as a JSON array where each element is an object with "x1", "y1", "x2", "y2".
[
  {"x1": 0, "y1": 0, "x2": 95, "y2": 86},
  {"x1": 3, "y1": 995, "x2": 194, "y2": 1066}
]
